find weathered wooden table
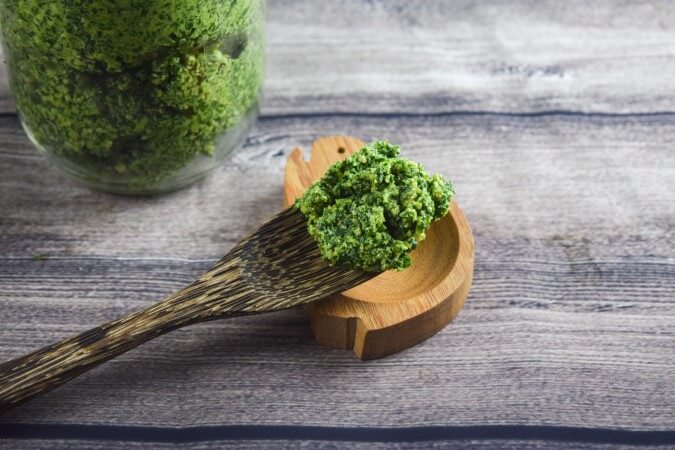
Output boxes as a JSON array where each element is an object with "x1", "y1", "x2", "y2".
[{"x1": 1, "y1": 1, "x2": 673, "y2": 448}]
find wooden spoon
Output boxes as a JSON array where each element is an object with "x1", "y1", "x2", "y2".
[{"x1": 0, "y1": 208, "x2": 374, "y2": 414}]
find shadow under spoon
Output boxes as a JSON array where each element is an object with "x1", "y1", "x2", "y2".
[{"x1": 0, "y1": 208, "x2": 375, "y2": 414}]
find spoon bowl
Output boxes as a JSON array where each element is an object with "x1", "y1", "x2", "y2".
[{"x1": 343, "y1": 209, "x2": 459, "y2": 304}]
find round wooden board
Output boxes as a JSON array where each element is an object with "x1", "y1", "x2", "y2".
[{"x1": 283, "y1": 136, "x2": 475, "y2": 360}]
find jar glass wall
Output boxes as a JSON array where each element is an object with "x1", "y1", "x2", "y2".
[{"x1": 0, "y1": 0, "x2": 265, "y2": 194}]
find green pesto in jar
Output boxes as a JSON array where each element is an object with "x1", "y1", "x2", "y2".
[
  {"x1": 295, "y1": 141, "x2": 454, "y2": 272},
  {"x1": 0, "y1": 0, "x2": 264, "y2": 186}
]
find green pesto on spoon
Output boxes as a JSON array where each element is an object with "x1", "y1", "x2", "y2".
[{"x1": 0, "y1": 141, "x2": 453, "y2": 414}]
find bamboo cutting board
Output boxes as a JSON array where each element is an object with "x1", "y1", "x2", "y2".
[{"x1": 283, "y1": 136, "x2": 475, "y2": 359}]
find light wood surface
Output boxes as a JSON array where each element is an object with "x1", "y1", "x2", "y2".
[
  {"x1": 0, "y1": 0, "x2": 673, "y2": 448},
  {"x1": 283, "y1": 136, "x2": 474, "y2": 359}
]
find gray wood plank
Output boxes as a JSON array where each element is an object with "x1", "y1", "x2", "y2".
[
  {"x1": 0, "y1": 113, "x2": 672, "y2": 430},
  {"x1": 1, "y1": 0, "x2": 675, "y2": 115},
  {"x1": 0, "y1": 0, "x2": 673, "y2": 444},
  {"x1": 1, "y1": 113, "x2": 673, "y2": 260},
  {"x1": 0, "y1": 298, "x2": 671, "y2": 428},
  {"x1": 264, "y1": 0, "x2": 675, "y2": 114}
]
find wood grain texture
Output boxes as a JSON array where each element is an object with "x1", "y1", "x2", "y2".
[
  {"x1": 263, "y1": 0, "x2": 675, "y2": 115},
  {"x1": 1, "y1": 113, "x2": 672, "y2": 261},
  {"x1": 0, "y1": 209, "x2": 372, "y2": 413},
  {"x1": 0, "y1": 0, "x2": 674, "y2": 447},
  {"x1": 2, "y1": 0, "x2": 675, "y2": 115},
  {"x1": 283, "y1": 136, "x2": 475, "y2": 359},
  {"x1": 0, "y1": 113, "x2": 672, "y2": 432}
]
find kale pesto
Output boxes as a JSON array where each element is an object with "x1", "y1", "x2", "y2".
[
  {"x1": 0, "y1": 0, "x2": 264, "y2": 189},
  {"x1": 295, "y1": 141, "x2": 454, "y2": 272}
]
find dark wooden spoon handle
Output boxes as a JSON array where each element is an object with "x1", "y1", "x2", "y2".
[
  {"x1": 0, "y1": 208, "x2": 370, "y2": 414},
  {"x1": 0, "y1": 260, "x2": 242, "y2": 414}
]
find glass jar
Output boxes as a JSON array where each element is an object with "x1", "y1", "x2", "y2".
[{"x1": 0, "y1": 0, "x2": 264, "y2": 194}]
